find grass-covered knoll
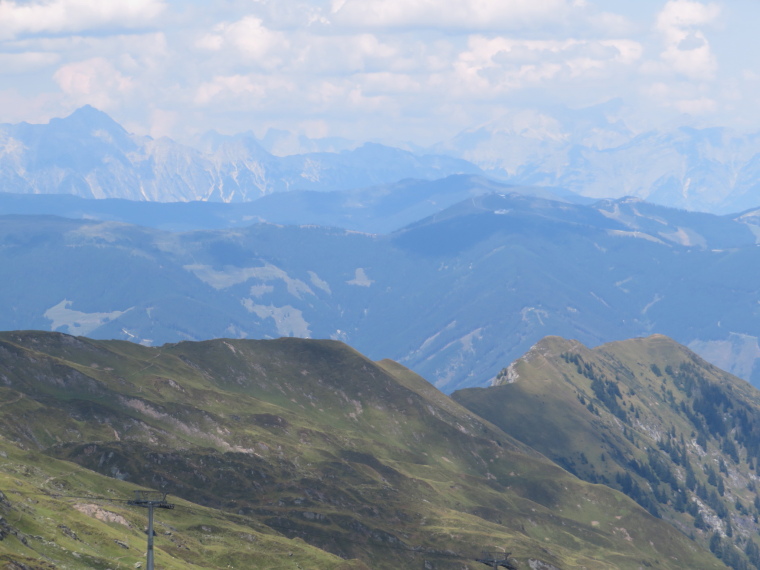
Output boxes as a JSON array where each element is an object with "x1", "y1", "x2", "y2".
[
  {"x1": 0, "y1": 331, "x2": 725, "y2": 569},
  {"x1": 455, "y1": 334, "x2": 760, "y2": 570}
]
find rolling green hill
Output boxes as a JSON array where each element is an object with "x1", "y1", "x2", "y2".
[
  {"x1": 0, "y1": 331, "x2": 725, "y2": 569},
  {"x1": 455, "y1": 334, "x2": 760, "y2": 569}
]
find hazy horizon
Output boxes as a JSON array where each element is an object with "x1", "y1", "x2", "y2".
[{"x1": 1, "y1": 0, "x2": 759, "y2": 148}]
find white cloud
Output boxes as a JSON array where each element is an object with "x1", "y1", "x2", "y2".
[
  {"x1": 0, "y1": 0, "x2": 166, "y2": 40},
  {"x1": 0, "y1": 51, "x2": 60, "y2": 74},
  {"x1": 653, "y1": 0, "x2": 720, "y2": 80},
  {"x1": 197, "y1": 16, "x2": 289, "y2": 68},
  {"x1": 330, "y1": 0, "x2": 574, "y2": 30},
  {"x1": 674, "y1": 97, "x2": 716, "y2": 114},
  {"x1": 642, "y1": 80, "x2": 717, "y2": 116},
  {"x1": 1, "y1": 0, "x2": 758, "y2": 144},
  {"x1": 148, "y1": 108, "x2": 178, "y2": 139},
  {"x1": 0, "y1": 89, "x2": 59, "y2": 124},
  {"x1": 655, "y1": 0, "x2": 720, "y2": 30},
  {"x1": 194, "y1": 74, "x2": 295, "y2": 106},
  {"x1": 453, "y1": 36, "x2": 643, "y2": 95},
  {"x1": 53, "y1": 57, "x2": 134, "y2": 110}
]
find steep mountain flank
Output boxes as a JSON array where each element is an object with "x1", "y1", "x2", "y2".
[
  {"x1": 455, "y1": 334, "x2": 760, "y2": 569},
  {"x1": 0, "y1": 331, "x2": 724, "y2": 569},
  {"x1": 0, "y1": 435, "x2": 365, "y2": 570}
]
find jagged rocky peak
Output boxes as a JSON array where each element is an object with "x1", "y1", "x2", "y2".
[{"x1": 54, "y1": 104, "x2": 130, "y2": 137}]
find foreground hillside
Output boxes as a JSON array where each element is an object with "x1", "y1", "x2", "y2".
[
  {"x1": 0, "y1": 437, "x2": 364, "y2": 570},
  {"x1": 0, "y1": 331, "x2": 723, "y2": 569},
  {"x1": 455, "y1": 335, "x2": 760, "y2": 570}
]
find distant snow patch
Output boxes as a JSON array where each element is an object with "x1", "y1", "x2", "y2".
[
  {"x1": 85, "y1": 172, "x2": 106, "y2": 199},
  {"x1": 607, "y1": 229, "x2": 665, "y2": 244},
  {"x1": 249, "y1": 284, "x2": 275, "y2": 297},
  {"x1": 308, "y1": 270, "x2": 331, "y2": 294},
  {"x1": 741, "y1": 222, "x2": 760, "y2": 244},
  {"x1": 641, "y1": 294, "x2": 663, "y2": 315},
  {"x1": 431, "y1": 328, "x2": 483, "y2": 389},
  {"x1": 418, "y1": 321, "x2": 456, "y2": 353},
  {"x1": 242, "y1": 300, "x2": 311, "y2": 337},
  {"x1": 659, "y1": 227, "x2": 706, "y2": 248},
  {"x1": 521, "y1": 307, "x2": 548, "y2": 326},
  {"x1": 119, "y1": 328, "x2": 153, "y2": 346},
  {"x1": 66, "y1": 221, "x2": 128, "y2": 243},
  {"x1": 0, "y1": 136, "x2": 24, "y2": 159},
  {"x1": 347, "y1": 268, "x2": 374, "y2": 287},
  {"x1": 186, "y1": 263, "x2": 314, "y2": 297},
  {"x1": 44, "y1": 300, "x2": 131, "y2": 336},
  {"x1": 300, "y1": 158, "x2": 323, "y2": 182},
  {"x1": 615, "y1": 276, "x2": 633, "y2": 293},
  {"x1": 590, "y1": 292, "x2": 610, "y2": 308}
]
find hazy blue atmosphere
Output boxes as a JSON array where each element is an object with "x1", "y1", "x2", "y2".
[
  {"x1": 2, "y1": 0, "x2": 759, "y2": 145},
  {"x1": 6, "y1": 3, "x2": 760, "y2": 570}
]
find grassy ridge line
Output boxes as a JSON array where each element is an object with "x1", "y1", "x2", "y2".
[
  {"x1": 0, "y1": 331, "x2": 727, "y2": 569},
  {"x1": 455, "y1": 334, "x2": 760, "y2": 570}
]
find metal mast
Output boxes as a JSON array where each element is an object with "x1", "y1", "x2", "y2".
[{"x1": 127, "y1": 490, "x2": 175, "y2": 570}]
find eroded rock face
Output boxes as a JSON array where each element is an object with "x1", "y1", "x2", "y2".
[
  {"x1": 0, "y1": 516, "x2": 28, "y2": 545},
  {"x1": 72, "y1": 503, "x2": 131, "y2": 527}
]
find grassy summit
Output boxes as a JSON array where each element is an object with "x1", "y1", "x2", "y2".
[{"x1": 455, "y1": 334, "x2": 760, "y2": 569}]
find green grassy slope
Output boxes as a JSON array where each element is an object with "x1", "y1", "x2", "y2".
[
  {"x1": 455, "y1": 334, "x2": 760, "y2": 569},
  {"x1": 0, "y1": 436, "x2": 367, "y2": 570},
  {"x1": 0, "y1": 331, "x2": 726, "y2": 569}
]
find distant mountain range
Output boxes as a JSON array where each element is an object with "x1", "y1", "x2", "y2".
[
  {"x1": 4, "y1": 192, "x2": 760, "y2": 392},
  {"x1": 0, "y1": 106, "x2": 481, "y2": 202},
  {"x1": 0, "y1": 330, "x2": 729, "y2": 569},
  {"x1": 434, "y1": 102, "x2": 760, "y2": 214},
  {"x1": 7, "y1": 105, "x2": 760, "y2": 213},
  {"x1": 0, "y1": 174, "x2": 587, "y2": 234}
]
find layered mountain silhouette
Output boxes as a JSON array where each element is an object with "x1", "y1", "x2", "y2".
[
  {"x1": 9, "y1": 105, "x2": 760, "y2": 213},
  {"x1": 0, "y1": 174, "x2": 583, "y2": 234},
  {"x1": 3, "y1": 191, "x2": 760, "y2": 391}
]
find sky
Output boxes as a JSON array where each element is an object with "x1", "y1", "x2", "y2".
[{"x1": 1, "y1": 0, "x2": 759, "y2": 146}]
